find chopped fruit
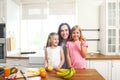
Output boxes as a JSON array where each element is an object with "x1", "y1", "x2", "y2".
[{"x1": 10, "y1": 67, "x2": 18, "y2": 74}]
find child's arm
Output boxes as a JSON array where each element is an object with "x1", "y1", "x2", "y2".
[
  {"x1": 44, "y1": 49, "x2": 48, "y2": 68},
  {"x1": 57, "y1": 47, "x2": 65, "y2": 68},
  {"x1": 66, "y1": 47, "x2": 72, "y2": 68},
  {"x1": 80, "y1": 39, "x2": 88, "y2": 58}
]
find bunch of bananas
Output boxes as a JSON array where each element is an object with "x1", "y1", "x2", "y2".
[{"x1": 56, "y1": 68, "x2": 76, "y2": 79}]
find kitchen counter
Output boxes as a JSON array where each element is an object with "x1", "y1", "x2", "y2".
[
  {"x1": 86, "y1": 53, "x2": 120, "y2": 60},
  {"x1": 6, "y1": 53, "x2": 120, "y2": 60},
  {"x1": 16, "y1": 69, "x2": 105, "y2": 80}
]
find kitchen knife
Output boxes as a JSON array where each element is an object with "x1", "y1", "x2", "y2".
[{"x1": 20, "y1": 70, "x2": 28, "y2": 80}]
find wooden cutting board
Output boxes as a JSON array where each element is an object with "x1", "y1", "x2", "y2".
[{"x1": 16, "y1": 68, "x2": 40, "y2": 79}]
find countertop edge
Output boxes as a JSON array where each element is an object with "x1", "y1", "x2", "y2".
[{"x1": 5, "y1": 53, "x2": 120, "y2": 60}]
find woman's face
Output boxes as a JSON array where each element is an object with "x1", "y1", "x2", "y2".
[{"x1": 60, "y1": 25, "x2": 69, "y2": 40}]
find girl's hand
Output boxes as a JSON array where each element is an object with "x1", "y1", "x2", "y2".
[
  {"x1": 80, "y1": 37, "x2": 86, "y2": 46},
  {"x1": 80, "y1": 37, "x2": 86, "y2": 41},
  {"x1": 54, "y1": 67, "x2": 60, "y2": 71},
  {"x1": 44, "y1": 64, "x2": 48, "y2": 68}
]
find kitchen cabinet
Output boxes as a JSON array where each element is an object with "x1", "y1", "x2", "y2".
[
  {"x1": 112, "y1": 60, "x2": 120, "y2": 80},
  {"x1": 86, "y1": 60, "x2": 90, "y2": 68},
  {"x1": 89, "y1": 60, "x2": 111, "y2": 80},
  {"x1": 0, "y1": 0, "x2": 6, "y2": 23},
  {"x1": 6, "y1": 59, "x2": 30, "y2": 68},
  {"x1": 100, "y1": 0, "x2": 120, "y2": 55},
  {"x1": 6, "y1": 58, "x2": 44, "y2": 68},
  {"x1": 0, "y1": 23, "x2": 6, "y2": 63},
  {"x1": 87, "y1": 59, "x2": 120, "y2": 80}
]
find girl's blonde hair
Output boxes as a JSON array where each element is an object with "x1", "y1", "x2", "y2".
[
  {"x1": 70, "y1": 25, "x2": 86, "y2": 41},
  {"x1": 46, "y1": 32, "x2": 58, "y2": 47}
]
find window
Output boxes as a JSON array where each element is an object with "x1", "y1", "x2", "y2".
[{"x1": 20, "y1": 15, "x2": 75, "y2": 52}]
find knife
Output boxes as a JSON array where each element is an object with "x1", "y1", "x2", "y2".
[{"x1": 20, "y1": 70, "x2": 28, "y2": 80}]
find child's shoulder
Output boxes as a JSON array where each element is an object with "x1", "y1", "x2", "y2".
[
  {"x1": 57, "y1": 46, "x2": 62, "y2": 48},
  {"x1": 66, "y1": 41, "x2": 73, "y2": 44}
]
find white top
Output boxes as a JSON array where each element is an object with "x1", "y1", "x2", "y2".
[{"x1": 46, "y1": 46, "x2": 61, "y2": 68}]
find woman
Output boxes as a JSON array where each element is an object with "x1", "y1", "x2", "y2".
[{"x1": 57, "y1": 23, "x2": 71, "y2": 68}]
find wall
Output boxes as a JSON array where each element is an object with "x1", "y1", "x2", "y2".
[
  {"x1": 76, "y1": 0, "x2": 104, "y2": 52},
  {"x1": 6, "y1": 0, "x2": 21, "y2": 55},
  {"x1": 6, "y1": 0, "x2": 105, "y2": 54}
]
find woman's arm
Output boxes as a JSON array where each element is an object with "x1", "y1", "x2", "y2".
[
  {"x1": 66, "y1": 47, "x2": 72, "y2": 68},
  {"x1": 57, "y1": 47, "x2": 65, "y2": 68},
  {"x1": 44, "y1": 49, "x2": 48, "y2": 68}
]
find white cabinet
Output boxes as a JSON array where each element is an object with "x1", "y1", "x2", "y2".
[
  {"x1": 6, "y1": 58, "x2": 44, "y2": 68},
  {"x1": 89, "y1": 60, "x2": 111, "y2": 80},
  {"x1": 87, "y1": 59, "x2": 120, "y2": 80},
  {"x1": 6, "y1": 59, "x2": 30, "y2": 68},
  {"x1": 112, "y1": 60, "x2": 120, "y2": 80},
  {"x1": 86, "y1": 60, "x2": 90, "y2": 68},
  {"x1": 0, "y1": 0, "x2": 6, "y2": 23},
  {"x1": 100, "y1": 0, "x2": 120, "y2": 55},
  {"x1": 29, "y1": 57, "x2": 44, "y2": 68}
]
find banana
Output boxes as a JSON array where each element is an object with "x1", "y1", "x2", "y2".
[
  {"x1": 56, "y1": 69, "x2": 70, "y2": 77},
  {"x1": 71, "y1": 68, "x2": 76, "y2": 74},
  {"x1": 63, "y1": 68, "x2": 74, "y2": 79},
  {"x1": 57, "y1": 68, "x2": 69, "y2": 73},
  {"x1": 63, "y1": 68, "x2": 75, "y2": 79}
]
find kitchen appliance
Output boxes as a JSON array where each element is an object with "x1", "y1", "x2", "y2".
[{"x1": 0, "y1": 23, "x2": 6, "y2": 63}]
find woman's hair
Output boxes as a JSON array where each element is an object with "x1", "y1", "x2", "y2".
[
  {"x1": 57, "y1": 23, "x2": 71, "y2": 45},
  {"x1": 70, "y1": 25, "x2": 85, "y2": 41},
  {"x1": 46, "y1": 32, "x2": 58, "y2": 47}
]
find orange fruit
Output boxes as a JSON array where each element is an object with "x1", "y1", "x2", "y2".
[{"x1": 40, "y1": 71, "x2": 47, "y2": 78}]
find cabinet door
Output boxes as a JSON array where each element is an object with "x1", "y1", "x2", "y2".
[
  {"x1": 0, "y1": 0, "x2": 5, "y2": 22},
  {"x1": 108, "y1": 29, "x2": 116, "y2": 53},
  {"x1": 118, "y1": 29, "x2": 120, "y2": 53},
  {"x1": 107, "y1": 0, "x2": 120, "y2": 53},
  {"x1": 89, "y1": 60, "x2": 111, "y2": 80},
  {"x1": 112, "y1": 60, "x2": 120, "y2": 80},
  {"x1": 29, "y1": 64, "x2": 44, "y2": 68},
  {"x1": 6, "y1": 59, "x2": 29, "y2": 69},
  {"x1": 107, "y1": 0, "x2": 117, "y2": 27},
  {"x1": 86, "y1": 60, "x2": 90, "y2": 68}
]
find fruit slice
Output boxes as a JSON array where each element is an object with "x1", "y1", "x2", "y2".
[{"x1": 10, "y1": 67, "x2": 18, "y2": 74}]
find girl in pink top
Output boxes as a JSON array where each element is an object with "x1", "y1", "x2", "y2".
[{"x1": 66, "y1": 25, "x2": 88, "y2": 69}]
